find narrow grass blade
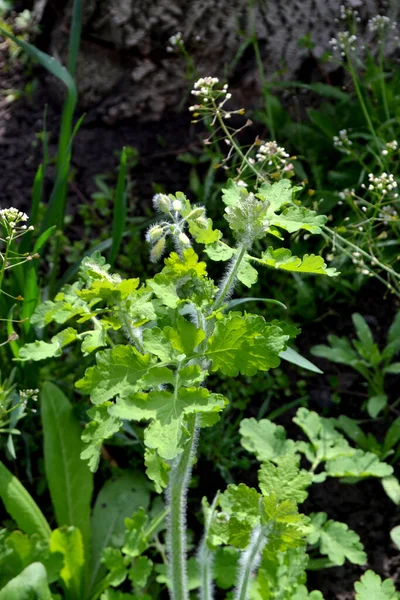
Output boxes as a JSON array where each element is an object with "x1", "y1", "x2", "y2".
[
  {"x1": 279, "y1": 346, "x2": 323, "y2": 374},
  {"x1": 68, "y1": 0, "x2": 82, "y2": 76},
  {"x1": 109, "y1": 147, "x2": 128, "y2": 266},
  {"x1": 226, "y1": 297, "x2": 287, "y2": 310}
]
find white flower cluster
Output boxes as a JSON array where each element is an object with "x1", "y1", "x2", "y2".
[
  {"x1": 0, "y1": 208, "x2": 29, "y2": 228},
  {"x1": 256, "y1": 141, "x2": 290, "y2": 165},
  {"x1": 338, "y1": 188, "x2": 355, "y2": 202},
  {"x1": 382, "y1": 140, "x2": 398, "y2": 155},
  {"x1": 367, "y1": 172, "x2": 398, "y2": 196},
  {"x1": 338, "y1": 4, "x2": 360, "y2": 22},
  {"x1": 368, "y1": 15, "x2": 395, "y2": 33},
  {"x1": 329, "y1": 31, "x2": 357, "y2": 55},
  {"x1": 168, "y1": 31, "x2": 182, "y2": 46},
  {"x1": 19, "y1": 388, "x2": 39, "y2": 403},
  {"x1": 191, "y1": 77, "x2": 227, "y2": 99},
  {"x1": 333, "y1": 129, "x2": 353, "y2": 154}
]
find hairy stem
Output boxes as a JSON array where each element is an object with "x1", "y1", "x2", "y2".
[
  {"x1": 212, "y1": 244, "x2": 247, "y2": 312},
  {"x1": 197, "y1": 493, "x2": 219, "y2": 600},
  {"x1": 234, "y1": 525, "x2": 268, "y2": 600},
  {"x1": 167, "y1": 413, "x2": 199, "y2": 600}
]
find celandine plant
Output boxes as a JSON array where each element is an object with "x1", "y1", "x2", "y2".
[{"x1": 22, "y1": 163, "x2": 339, "y2": 598}]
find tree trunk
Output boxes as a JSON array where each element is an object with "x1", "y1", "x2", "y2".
[{"x1": 34, "y1": 0, "x2": 397, "y2": 122}]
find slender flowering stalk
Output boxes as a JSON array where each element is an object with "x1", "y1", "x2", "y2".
[
  {"x1": 197, "y1": 493, "x2": 219, "y2": 600},
  {"x1": 234, "y1": 524, "x2": 270, "y2": 600},
  {"x1": 167, "y1": 412, "x2": 199, "y2": 600}
]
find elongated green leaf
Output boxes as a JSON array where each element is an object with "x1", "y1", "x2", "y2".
[
  {"x1": 33, "y1": 226, "x2": 57, "y2": 254},
  {"x1": 0, "y1": 461, "x2": 51, "y2": 539},
  {"x1": 110, "y1": 147, "x2": 128, "y2": 266},
  {"x1": 88, "y1": 471, "x2": 150, "y2": 594},
  {"x1": 67, "y1": 0, "x2": 82, "y2": 76},
  {"x1": 0, "y1": 562, "x2": 52, "y2": 600},
  {"x1": 226, "y1": 297, "x2": 287, "y2": 310},
  {"x1": 41, "y1": 383, "x2": 93, "y2": 555},
  {"x1": 279, "y1": 347, "x2": 323, "y2": 374}
]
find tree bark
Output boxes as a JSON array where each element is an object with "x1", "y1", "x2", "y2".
[{"x1": 35, "y1": 0, "x2": 397, "y2": 122}]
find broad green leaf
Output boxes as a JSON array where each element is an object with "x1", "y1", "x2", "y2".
[
  {"x1": 311, "y1": 335, "x2": 360, "y2": 365},
  {"x1": 101, "y1": 548, "x2": 128, "y2": 586},
  {"x1": 122, "y1": 508, "x2": 148, "y2": 557},
  {"x1": 292, "y1": 587, "x2": 325, "y2": 600},
  {"x1": 213, "y1": 547, "x2": 238, "y2": 590},
  {"x1": 128, "y1": 555, "x2": 153, "y2": 587},
  {"x1": 385, "y1": 312, "x2": 400, "y2": 361},
  {"x1": 293, "y1": 408, "x2": 354, "y2": 464},
  {"x1": 0, "y1": 562, "x2": 52, "y2": 600},
  {"x1": 222, "y1": 179, "x2": 242, "y2": 206},
  {"x1": 239, "y1": 418, "x2": 296, "y2": 462},
  {"x1": 148, "y1": 274, "x2": 180, "y2": 308},
  {"x1": 367, "y1": 394, "x2": 387, "y2": 418},
  {"x1": 17, "y1": 328, "x2": 77, "y2": 361},
  {"x1": 76, "y1": 345, "x2": 154, "y2": 403},
  {"x1": 308, "y1": 513, "x2": 366, "y2": 566},
  {"x1": 326, "y1": 450, "x2": 393, "y2": 479},
  {"x1": 144, "y1": 449, "x2": 170, "y2": 493},
  {"x1": 41, "y1": 383, "x2": 93, "y2": 557},
  {"x1": 50, "y1": 527, "x2": 84, "y2": 600},
  {"x1": 142, "y1": 327, "x2": 174, "y2": 362},
  {"x1": 207, "y1": 313, "x2": 288, "y2": 376},
  {"x1": 80, "y1": 403, "x2": 122, "y2": 472},
  {"x1": 258, "y1": 247, "x2": 338, "y2": 276},
  {"x1": 81, "y1": 328, "x2": 107, "y2": 355},
  {"x1": 0, "y1": 460, "x2": 51, "y2": 539},
  {"x1": 354, "y1": 570, "x2": 399, "y2": 600},
  {"x1": 110, "y1": 388, "x2": 227, "y2": 459},
  {"x1": 258, "y1": 455, "x2": 312, "y2": 503},
  {"x1": 88, "y1": 472, "x2": 150, "y2": 593},
  {"x1": 385, "y1": 363, "x2": 400, "y2": 374},
  {"x1": 164, "y1": 316, "x2": 205, "y2": 355},
  {"x1": 390, "y1": 525, "x2": 400, "y2": 550},
  {"x1": 237, "y1": 255, "x2": 259, "y2": 287},
  {"x1": 279, "y1": 347, "x2": 323, "y2": 374},
  {"x1": 384, "y1": 417, "x2": 400, "y2": 454},
  {"x1": 382, "y1": 476, "x2": 400, "y2": 505},
  {"x1": 205, "y1": 242, "x2": 235, "y2": 261}
]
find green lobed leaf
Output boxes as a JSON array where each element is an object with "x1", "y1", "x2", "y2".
[
  {"x1": 326, "y1": 450, "x2": 393, "y2": 479},
  {"x1": 257, "y1": 247, "x2": 338, "y2": 276},
  {"x1": 128, "y1": 555, "x2": 153, "y2": 587},
  {"x1": 49, "y1": 527, "x2": 84, "y2": 600},
  {"x1": 76, "y1": 345, "x2": 154, "y2": 403},
  {"x1": 308, "y1": 513, "x2": 366, "y2": 566},
  {"x1": 80, "y1": 403, "x2": 122, "y2": 472},
  {"x1": 144, "y1": 449, "x2": 170, "y2": 494},
  {"x1": 207, "y1": 313, "x2": 288, "y2": 376},
  {"x1": 101, "y1": 548, "x2": 128, "y2": 587},
  {"x1": 354, "y1": 570, "x2": 399, "y2": 600},
  {"x1": 258, "y1": 455, "x2": 312, "y2": 503},
  {"x1": 17, "y1": 328, "x2": 77, "y2": 361},
  {"x1": 239, "y1": 418, "x2": 296, "y2": 462}
]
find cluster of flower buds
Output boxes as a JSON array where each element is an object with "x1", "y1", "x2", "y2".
[
  {"x1": 368, "y1": 15, "x2": 396, "y2": 33},
  {"x1": 365, "y1": 172, "x2": 398, "y2": 197},
  {"x1": 382, "y1": 140, "x2": 398, "y2": 156},
  {"x1": 0, "y1": 208, "x2": 32, "y2": 230},
  {"x1": 147, "y1": 194, "x2": 208, "y2": 262},
  {"x1": 333, "y1": 129, "x2": 353, "y2": 154},
  {"x1": 167, "y1": 31, "x2": 183, "y2": 52},
  {"x1": 189, "y1": 78, "x2": 244, "y2": 123},
  {"x1": 338, "y1": 4, "x2": 360, "y2": 23},
  {"x1": 329, "y1": 31, "x2": 357, "y2": 55},
  {"x1": 19, "y1": 388, "x2": 39, "y2": 403},
  {"x1": 256, "y1": 141, "x2": 289, "y2": 164}
]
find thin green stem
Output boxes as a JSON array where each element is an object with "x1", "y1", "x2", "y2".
[
  {"x1": 212, "y1": 244, "x2": 248, "y2": 312},
  {"x1": 235, "y1": 524, "x2": 268, "y2": 600},
  {"x1": 197, "y1": 493, "x2": 219, "y2": 600},
  {"x1": 167, "y1": 413, "x2": 198, "y2": 600}
]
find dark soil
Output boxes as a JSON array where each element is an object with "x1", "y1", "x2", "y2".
[{"x1": 1, "y1": 44, "x2": 399, "y2": 600}]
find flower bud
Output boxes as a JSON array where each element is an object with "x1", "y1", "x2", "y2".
[
  {"x1": 153, "y1": 194, "x2": 171, "y2": 213},
  {"x1": 188, "y1": 207, "x2": 205, "y2": 220},
  {"x1": 150, "y1": 237, "x2": 166, "y2": 262},
  {"x1": 178, "y1": 232, "x2": 190, "y2": 246},
  {"x1": 146, "y1": 225, "x2": 164, "y2": 243},
  {"x1": 172, "y1": 199, "x2": 182, "y2": 212}
]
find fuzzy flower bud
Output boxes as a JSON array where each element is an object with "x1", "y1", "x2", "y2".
[
  {"x1": 150, "y1": 237, "x2": 166, "y2": 262},
  {"x1": 146, "y1": 225, "x2": 164, "y2": 243},
  {"x1": 172, "y1": 199, "x2": 182, "y2": 212},
  {"x1": 153, "y1": 193, "x2": 171, "y2": 214},
  {"x1": 178, "y1": 232, "x2": 191, "y2": 246}
]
